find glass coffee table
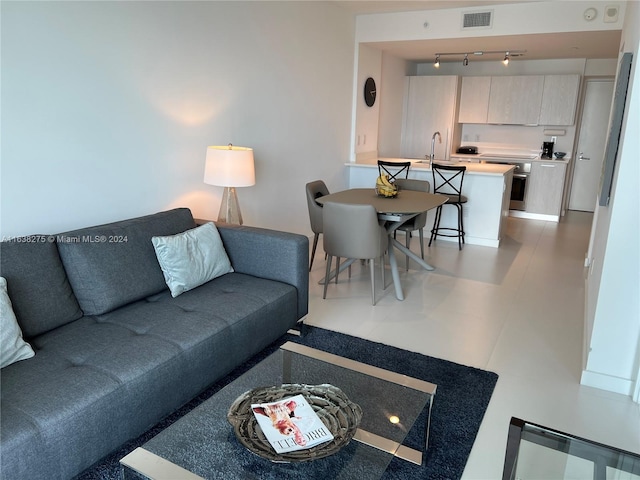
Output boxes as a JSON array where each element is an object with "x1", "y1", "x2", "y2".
[
  {"x1": 502, "y1": 417, "x2": 640, "y2": 480},
  {"x1": 120, "y1": 341, "x2": 436, "y2": 479}
]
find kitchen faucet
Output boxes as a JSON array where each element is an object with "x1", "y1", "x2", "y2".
[{"x1": 429, "y1": 131, "x2": 442, "y2": 166}]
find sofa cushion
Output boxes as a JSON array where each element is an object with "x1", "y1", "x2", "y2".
[
  {"x1": 0, "y1": 277, "x2": 35, "y2": 368},
  {"x1": 0, "y1": 237, "x2": 83, "y2": 338},
  {"x1": 57, "y1": 208, "x2": 196, "y2": 315},
  {"x1": 0, "y1": 272, "x2": 298, "y2": 479},
  {"x1": 152, "y1": 222, "x2": 233, "y2": 297}
]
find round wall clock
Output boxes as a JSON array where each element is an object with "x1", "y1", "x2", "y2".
[{"x1": 364, "y1": 77, "x2": 376, "y2": 107}]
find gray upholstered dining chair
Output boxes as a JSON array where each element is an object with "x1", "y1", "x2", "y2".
[
  {"x1": 394, "y1": 178, "x2": 431, "y2": 270},
  {"x1": 322, "y1": 202, "x2": 388, "y2": 306},
  {"x1": 305, "y1": 180, "x2": 330, "y2": 271}
]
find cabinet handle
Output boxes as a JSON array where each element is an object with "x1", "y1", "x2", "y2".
[{"x1": 540, "y1": 164, "x2": 556, "y2": 167}]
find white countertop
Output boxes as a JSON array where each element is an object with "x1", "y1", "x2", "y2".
[
  {"x1": 451, "y1": 153, "x2": 570, "y2": 164},
  {"x1": 452, "y1": 153, "x2": 535, "y2": 161},
  {"x1": 348, "y1": 157, "x2": 515, "y2": 176}
]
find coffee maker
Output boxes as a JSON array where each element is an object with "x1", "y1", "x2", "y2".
[{"x1": 541, "y1": 141, "x2": 554, "y2": 159}]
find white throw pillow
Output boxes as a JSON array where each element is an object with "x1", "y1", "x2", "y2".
[
  {"x1": 152, "y1": 222, "x2": 234, "y2": 297},
  {"x1": 1, "y1": 277, "x2": 35, "y2": 368}
]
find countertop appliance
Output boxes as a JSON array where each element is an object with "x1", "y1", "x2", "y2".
[
  {"x1": 541, "y1": 141, "x2": 554, "y2": 159},
  {"x1": 457, "y1": 146, "x2": 478, "y2": 154}
]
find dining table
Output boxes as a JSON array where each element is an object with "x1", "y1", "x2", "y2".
[{"x1": 316, "y1": 188, "x2": 447, "y2": 301}]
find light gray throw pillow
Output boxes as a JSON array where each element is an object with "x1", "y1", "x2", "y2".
[
  {"x1": 151, "y1": 222, "x2": 233, "y2": 297},
  {"x1": 1, "y1": 277, "x2": 35, "y2": 368}
]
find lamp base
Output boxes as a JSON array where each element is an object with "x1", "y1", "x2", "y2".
[{"x1": 217, "y1": 187, "x2": 243, "y2": 225}]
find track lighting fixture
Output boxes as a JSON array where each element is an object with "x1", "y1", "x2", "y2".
[{"x1": 432, "y1": 49, "x2": 523, "y2": 67}]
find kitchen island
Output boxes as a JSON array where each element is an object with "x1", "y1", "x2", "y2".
[{"x1": 346, "y1": 158, "x2": 514, "y2": 248}]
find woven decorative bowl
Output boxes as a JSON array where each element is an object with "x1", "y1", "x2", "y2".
[{"x1": 227, "y1": 383, "x2": 362, "y2": 463}]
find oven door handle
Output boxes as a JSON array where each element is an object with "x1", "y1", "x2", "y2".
[{"x1": 513, "y1": 174, "x2": 528, "y2": 179}]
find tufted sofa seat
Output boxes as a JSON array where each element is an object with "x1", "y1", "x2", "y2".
[{"x1": 0, "y1": 208, "x2": 308, "y2": 480}]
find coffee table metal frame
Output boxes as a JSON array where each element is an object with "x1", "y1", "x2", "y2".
[
  {"x1": 502, "y1": 417, "x2": 640, "y2": 480},
  {"x1": 120, "y1": 341, "x2": 437, "y2": 479}
]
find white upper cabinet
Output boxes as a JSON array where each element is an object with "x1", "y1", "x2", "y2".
[
  {"x1": 539, "y1": 74, "x2": 581, "y2": 126},
  {"x1": 458, "y1": 74, "x2": 582, "y2": 126},
  {"x1": 458, "y1": 76, "x2": 491, "y2": 124},
  {"x1": 400, "y1": 75, "x2": 458, "y2": 159},
  {"x1": 487, "y1": 75, "x2": 545, "y2": 125}
]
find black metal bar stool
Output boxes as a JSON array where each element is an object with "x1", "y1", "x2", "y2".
[
  {"x1": 429, "y1": 163, "x2": 467, "y2": 250},
  {"x1": 377, "y1": 160, "x2": 411, "y2": 181}
]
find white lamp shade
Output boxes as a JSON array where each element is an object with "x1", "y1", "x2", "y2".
[{"x1": 204, "y1": 145, "x2": 255, "y2": 187}]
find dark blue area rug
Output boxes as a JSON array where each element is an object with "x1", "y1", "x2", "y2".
[{"x1": 75, "y1": 326, "x2": 498, "y2": 480}]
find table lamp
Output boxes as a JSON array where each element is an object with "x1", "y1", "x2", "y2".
[{"x1": 204, "y1": 144, "x2": 255, "y2": 225}]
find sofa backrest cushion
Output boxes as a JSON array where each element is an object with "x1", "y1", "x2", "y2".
[
  {"x1": 0, "y1": 237, "x2": 84, "y2": 338},
  {"x1": 57, "y1": 208, "x2": 196, "y2": 315}
]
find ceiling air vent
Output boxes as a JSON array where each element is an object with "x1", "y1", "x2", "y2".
[{"x1": 462, "y1": 10, "x2": 493, "y2": 29}]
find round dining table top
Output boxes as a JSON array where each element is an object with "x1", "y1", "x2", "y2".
[{"x1": 316, "y1": 188, "x2": 447, "y2": 214}]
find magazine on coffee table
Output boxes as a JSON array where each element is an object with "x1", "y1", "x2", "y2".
[{"x1": 251, "y1": 394, "x2": 334, "y2": 453}]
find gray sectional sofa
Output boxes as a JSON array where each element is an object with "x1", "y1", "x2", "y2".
[{"x1": 0, "y1": 208, "x2": 309, "y2": 480}]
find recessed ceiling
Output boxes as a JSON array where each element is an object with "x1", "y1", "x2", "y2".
[
  {"x1": 333, "y1": 1, "x2": 622, "y2": 63},
  {"x1": 365, "y1": 31, "x2": 622, "y2": 63}
]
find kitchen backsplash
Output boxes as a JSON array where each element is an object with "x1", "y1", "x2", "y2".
[{"x1": 460, "y1": 123, "x2": 576, "y2": 155}]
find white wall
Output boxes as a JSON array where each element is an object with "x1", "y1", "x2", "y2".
[
  {"x1": 354, "y1": 44, "x2": 382, "y2": 156},
  {"x1": 1, "y1": 1, "x2": 355, "y2": 237},
  {"x1": 355, "y1": 1, "x2": 625, "y2": 43},
  {"x1": 581, "y1": 1, "x2": 640, "y2": 397},
  {"x1": 377, "y1": 52, "x2": 413, "y2": 157}
]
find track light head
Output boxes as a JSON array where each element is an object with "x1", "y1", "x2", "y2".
[
  {"x1": 434, "y1": 55, "x2": 440, "y2": 68},
  {"x1": 503, "y1": 52, "x2": 510, "y2": 65},
  {"x1": 463, "y1": 54, "x2": 469, "y2": 66}
]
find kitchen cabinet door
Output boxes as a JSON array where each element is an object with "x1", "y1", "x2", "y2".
[
  {"x1": 526, "y1": 161, "x2": 567, "y2": 216},
  {"x1": 400, "y1": 75, "x2": 458, "y2": 159},
  {"x1": 487, "y1": 75, "x2": 544, "y2": 125},
  {"x1": 458, "y1": 76, "x2": 491, "y2": 123},
  {"x1": 539, "y1": 74, "x2": 581, "y2": 126}
]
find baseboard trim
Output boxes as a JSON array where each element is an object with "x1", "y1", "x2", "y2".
[
  {"x1": 509, "y1": 211, "x2": 560, "y2": 222},
  {"x1": 580, "y1": 370, "x2": 633, "y2": 396}
]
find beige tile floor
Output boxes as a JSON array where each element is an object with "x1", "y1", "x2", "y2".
[{"x1": 306, "y1": 211, "x2": 640, "y2": 479}]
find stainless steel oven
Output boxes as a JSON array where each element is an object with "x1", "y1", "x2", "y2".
[{"x1": 484, "y1": 161, "x2": 531, "y2": 211}]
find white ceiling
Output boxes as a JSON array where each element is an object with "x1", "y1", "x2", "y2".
[
  {"x1": 332, "y1": 1, "x2": 622, "y2": 63},
  {"x1": 333, "y1": 0, "x2": 523, "y2": 15}
]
